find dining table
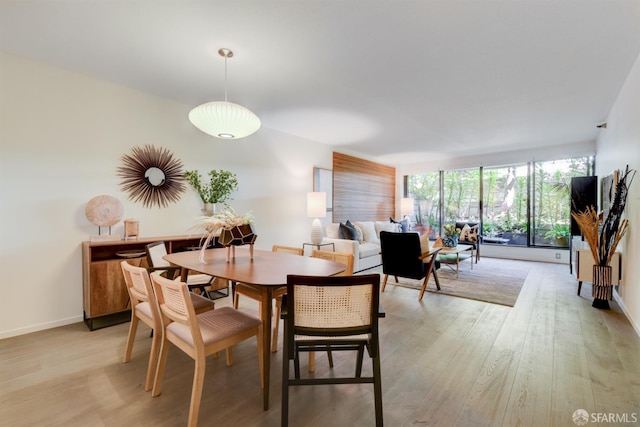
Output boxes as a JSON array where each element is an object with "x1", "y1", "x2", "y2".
[{"x1": 163, "y1": 245, "x2": 347, "y2": 410}]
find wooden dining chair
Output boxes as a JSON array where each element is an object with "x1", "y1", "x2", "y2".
[
  {"x1": 234, "y1": 244, "x2": 303, "y2": 352},
  {"x1": 146, "y1": 241, "x2": 229, "y2": 299},
  {"x1": 281, "y1": 274, "x2": 384, "y2": 427},
  {"x1": 305, "y1": 249, "x2": 355, "y2": 371},
  {"x1": 120, "y1": 261, "x2": 215, "y2": 392},
  {"x1": 311, "y1": 249, "x2": 354, "y2": 276},
  {"x1": 150, "y1": 272, "x2": 263, "y2": 427}
]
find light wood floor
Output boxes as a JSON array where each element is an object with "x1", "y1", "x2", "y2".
[{"x1": 1, "y1": 260, "x2": 639, "y2": 426}]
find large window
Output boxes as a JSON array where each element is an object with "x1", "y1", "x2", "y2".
[
  {"x1": 482, "y1": 164, "x2": 528, "y2": 245},
  {"x1": 531, "y1": 158, "x2": 590, "y2": 247},
  {"x1": 406, "y1": 172, "x2": 440, "y2": 239},
  {"x1": 406, "y1": 156, "x2": 593, "y2": 248},
  {"x1": 443, "y1": 169, "x2": 480, "y2": 224}
]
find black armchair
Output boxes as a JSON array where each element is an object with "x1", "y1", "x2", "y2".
[{"x1": 379, "y1": 231, "x2": 442, "y2": 301}]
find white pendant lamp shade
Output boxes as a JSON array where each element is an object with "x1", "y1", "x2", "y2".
[
  {"x1": 189, "y1": 101, "x2": 261, "y2": 139},
  {"x1": 189, "y1": 48, "x2": 260, "y2": 139}
]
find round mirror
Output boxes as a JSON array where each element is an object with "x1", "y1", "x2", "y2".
[
  {"x1": 117, "y1": 145, "x2": 186, "y2": 208},
  {"x1": 145, "y1": 167, "x2": 166, "y2": 186}
]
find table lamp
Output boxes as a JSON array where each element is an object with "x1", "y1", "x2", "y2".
[
  {"x1": 401, "y1": 197, "x2": 414, "y2": 221},
  {"x1": 307, "y1": 192, "x2": 326, "y2": 244}
]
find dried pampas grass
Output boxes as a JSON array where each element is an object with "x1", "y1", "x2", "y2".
[{"x1": 572, "y1": 165, "x2": 635, "y2": 267}]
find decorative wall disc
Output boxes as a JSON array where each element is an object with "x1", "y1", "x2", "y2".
[
  {"x1": 85, "y1": 195, "x2": 124, "y2": 226},
  {"x1": 117, "y1": 145, "x2": 186, "y2": 208}
]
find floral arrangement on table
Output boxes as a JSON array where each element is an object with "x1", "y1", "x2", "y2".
[
  {"x1": 442, "y1": 223, "x2": 462, "y2": 247},
  {"x1": 192, "y1": 209, "x2": 257, "y2": 262},
  {"x1": 571, "y1": 165, "x2": 635, "y2": 309}
]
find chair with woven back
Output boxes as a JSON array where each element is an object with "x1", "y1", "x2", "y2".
[
  {"x1": 305, "y1": 249, "x2": 354, "y2": 371},
  {"x1": 145, "y1": 241, "x2": 228, "y2": 299},
  {"x1": 234, "y1": 244, "x2": 304, "y2": 352},
  {"x1": 281, "y1": 273, "x2": 384, "y2": 426},
  {"x1": 120, "y1": 261, "x2": 214, "y2": 392},
  {"x1": 379, "y1": 231, "x2": 442, "y2": 301},
  {"x1": 150, "y1": 272, "x2": 263, "y2": 427}
]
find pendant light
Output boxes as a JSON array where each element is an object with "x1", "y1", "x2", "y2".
[{"x1": 188, "y1": 48, "x2": 261, "y2": 139}]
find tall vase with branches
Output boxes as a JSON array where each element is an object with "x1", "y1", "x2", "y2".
[{"x1": 572, "y1": 165, "x2": 635, "y2": 309}]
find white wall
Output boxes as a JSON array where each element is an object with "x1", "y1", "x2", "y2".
[
  {"x1": 596, "y1": 51, "x2": 640, "y2": 335},
  {"x1": 0, "y1": 53, "x2": 333, "y2": 338}
]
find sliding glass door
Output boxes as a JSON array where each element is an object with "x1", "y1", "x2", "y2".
[{"x1": 405, "y1": 156, "x2": 593, "y2": 248}]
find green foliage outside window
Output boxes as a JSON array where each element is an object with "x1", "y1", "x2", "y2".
[{"x1": 406, "y1": 157, "x2": 592, "y2": 247}]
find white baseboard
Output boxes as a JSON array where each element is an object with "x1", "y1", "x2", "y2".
[
  {"x1": 0, "y1": 315, "x2": 83, "y2": 340},
  {"x1": 613, "y1": 289, "x2": 640, "y2": 338}
]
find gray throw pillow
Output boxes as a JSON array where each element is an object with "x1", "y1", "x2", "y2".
[{"x1": 339, "y1": 221, "x2": 358, "y2": 240}]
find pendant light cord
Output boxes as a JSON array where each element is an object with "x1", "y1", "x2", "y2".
[{"x1": 224, "y1": 53, "x2": 228, "y2": 102}]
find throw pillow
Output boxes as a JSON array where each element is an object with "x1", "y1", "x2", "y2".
[
  {"x1": 459, "y1": 224, "x2": 472, "y2": 241},
  {"x1": 459, "y1": 223, "x2": 479, "y2": 243},
  {"x1": 419, "y1": 233, "x2": 431, "y2": 254},
  {"x1": 339, "y1": 221, "x2": 358, "y2": 240},
  {"x1": 350, "y1": 222, "x2": 364, "y2": 243},
  {"x1": 346, "y1": 219, "x2": 363, "y2": 242},
  {"x1": 467, "y1": 224, "x2": 479, "y2": 242},
  {"x1": 354, "y1": 221, "x2": 377, "y2": 243}
]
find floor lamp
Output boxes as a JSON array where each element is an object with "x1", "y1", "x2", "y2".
[{"x1": 307, "y1": 192, "x2": 326, "y2": 244}]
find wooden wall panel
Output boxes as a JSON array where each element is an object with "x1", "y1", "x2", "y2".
[{"x1": 332, "y1": 152, "x2": 396, "y2": 223}]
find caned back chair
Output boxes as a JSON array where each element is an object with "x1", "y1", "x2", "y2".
[
  {"x1": 150, "y1": 272, "x2": 263, "y2": 427},
  {"x1": 120, "y1": 261, "x2": 215, "y2": 392},
  {"x1": 379, "y1": 231, "x2": 442, "y2": 301},
  {"x1": 281, "y1": 274, "x2": 384, "y2": 427},
  {"x1": 311, "y1": 249, "x2": 354, "y2": 276},
  {"x1": 305, "y1": 249, "x2": 355, "y2": 371},
  {"x1": 234, "y1": 244, "x2": 304, "y2": 352}
]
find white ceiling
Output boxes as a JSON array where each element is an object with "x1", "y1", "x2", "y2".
[{"x1": 2, "y1": 1, "x2": 639, "y2": 166}]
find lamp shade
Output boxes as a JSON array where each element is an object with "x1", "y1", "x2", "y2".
[
  {"x1": 307, "y1": 192, "x2": 326, "y2": 218},
  {"x1": 401, "y1": 197, "x2": 414, "y2": 216},
  {"x1": 189, "y1": 101, "x2": 261, "y2": 139}
]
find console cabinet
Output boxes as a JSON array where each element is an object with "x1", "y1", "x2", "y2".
[{"x1": 82, "y1": 235, "x2": 206, "y2": 330}]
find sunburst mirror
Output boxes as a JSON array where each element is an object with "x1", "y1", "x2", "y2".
[{"x1": 117, "y1": 145, "x2": 186, "y2": 208}]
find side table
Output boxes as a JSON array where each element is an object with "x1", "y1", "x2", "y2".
[{"x1": 303, "y1": 242, "x2": 335, "y2": 255}]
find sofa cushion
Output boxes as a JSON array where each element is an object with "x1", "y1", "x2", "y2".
[
  {"x1": 347, "y1": 220, "x2": 364, "y2": 243},
  {"x1": 420, "y1": 233, "x2": 431, "y2": 253},
  {"x1": 339, "y1": 221, "x2": 358, "y2": 240},
  {"x1": 359, "y1": 242, "x2": 380, "y2": 259},
  {"x1": 460, "y1": 223, "x2": 479, "y2": 242},
  {"x1": 354, "y1": 221, "x2": 377, "y2": 243},
  {"x1": 325, "y1": 223, "x2": 340, "y2": 239},
  {"x1": 375, "y1": 221, "x2": 400, "y2": 239}
]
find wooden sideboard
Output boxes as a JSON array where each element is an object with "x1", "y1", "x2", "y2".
[{"x1": 82, "y1": 235, "x2": 207, "y2": 330}]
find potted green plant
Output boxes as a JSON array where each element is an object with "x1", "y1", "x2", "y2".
[
  {"x1": 184, "y1": 169, "x2": 239, "y2": 215},
  {"x1": 442, "y1": 223, "x2": 461, "y2": 247},
  {"x1": 544, "y1": 224, "x2": 569, "y2": 246}
]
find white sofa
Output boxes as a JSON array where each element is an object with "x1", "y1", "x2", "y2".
[{"x1": 322, "y1": 220, "x2": 401, "y2": 272}]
